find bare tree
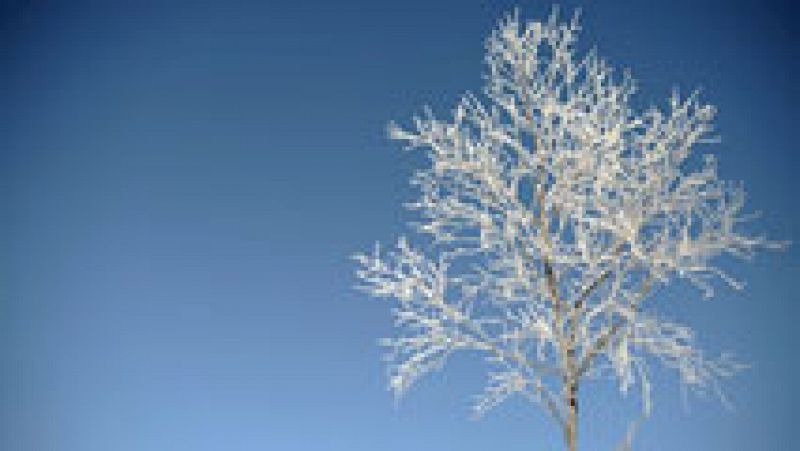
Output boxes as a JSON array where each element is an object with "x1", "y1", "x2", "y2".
[{"x1": 354, "y1": 9, "x2": 783, "y2": 451}]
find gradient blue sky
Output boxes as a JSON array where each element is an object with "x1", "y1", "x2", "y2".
[{"x1": 1, "y1": 1, "x2": 797, "y2": 450}]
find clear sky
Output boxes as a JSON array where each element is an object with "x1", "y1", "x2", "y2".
[{"x1": 1, "y1": 0, "x2": 797, "y2": 450}]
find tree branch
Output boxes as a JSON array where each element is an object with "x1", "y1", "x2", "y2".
[
  {"x1": 522, "y1": 379, "x2": 567, "y2": 428},
  {"x1": 577, "y1": 274, "x2": 653, "y2": 378},
  {"x1": 441, "y1": 303, "x2": 561, "y2": 377}
]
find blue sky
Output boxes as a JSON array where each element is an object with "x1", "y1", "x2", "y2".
[{"x1": 1, "y1": 0, "x2": 797, "y2": 450}]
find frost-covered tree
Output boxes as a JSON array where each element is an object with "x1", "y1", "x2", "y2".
[{"x1": 353, "y1": 9, "x2": 783, "y2": 451}]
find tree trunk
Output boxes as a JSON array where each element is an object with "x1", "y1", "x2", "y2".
[{"x1": 564, "y1": 381, "x2": 578, "y2": 451}]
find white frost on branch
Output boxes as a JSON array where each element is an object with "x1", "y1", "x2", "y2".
[{"x1": 354, "y1": 7, "x2": 783, "y2": 446}]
